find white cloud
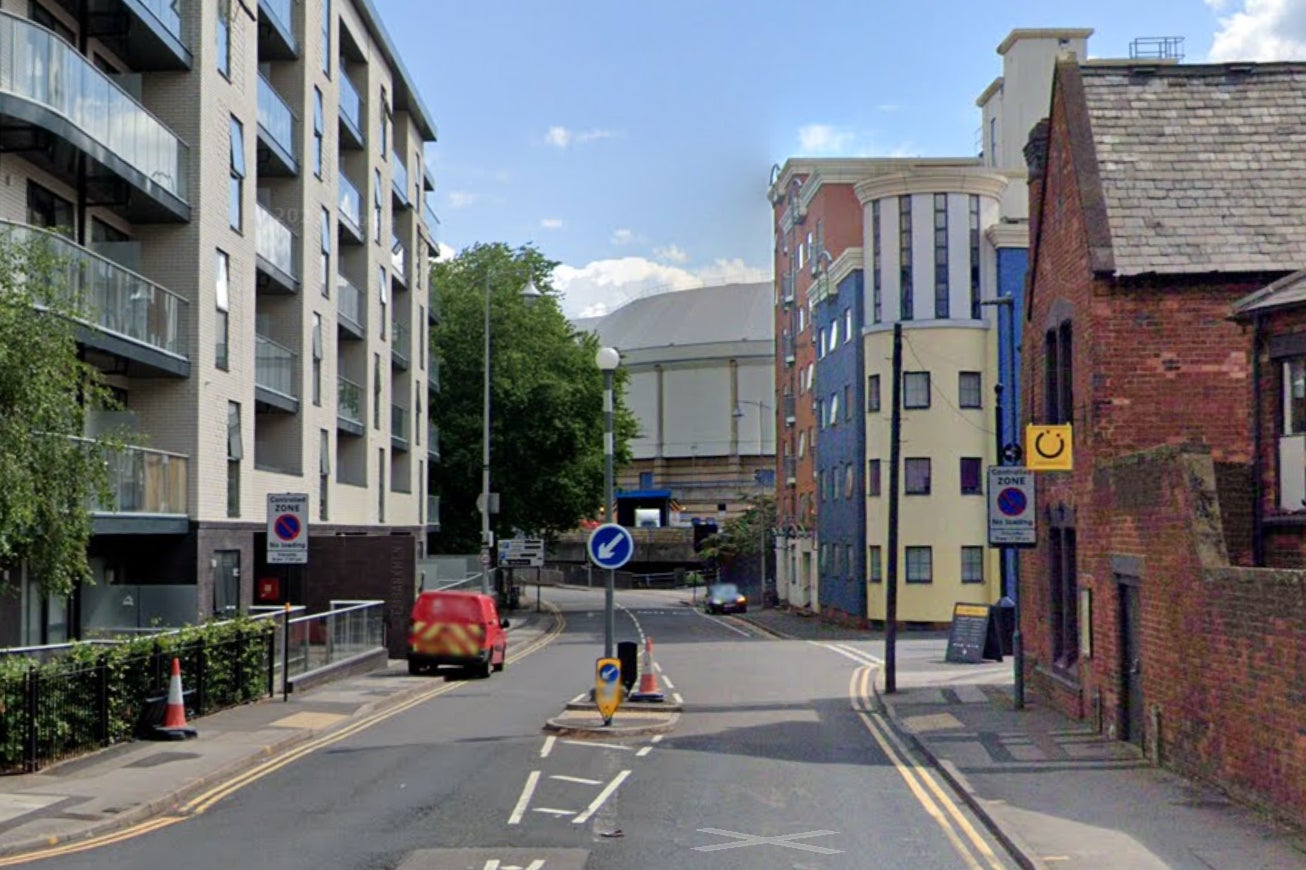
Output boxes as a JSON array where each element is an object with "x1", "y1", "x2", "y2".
[
  {"x1": 435, "y1": 242, "x2": 457, "y2": 261},
  {"x1": 545, "y1": 126, "x2": 572, "y2": 148},
  {"x1": 1209, "y1": 0, "x2": 1306, "y2": 60},
  {"x1": 447, "y1": 190, "x2": 480, "y2": 209},
  {"x1": 576, "y1": 128, "x2": 616, "y2": 144},
  {"x1": 552, "y1": 256, "x2": 770, "y2": 319},
  {"x1": 798, "y1": 123, "x2": 856, "y2": 154},
  {"x1": 653, "y1": 244, "x2": 689, "y2": 264},
  {"x1": 611, "y1": 228, "x2": 635, "y2": 245},
  {"x1": 540, "y1": 218, "x2": 565, "y2": 229},
  {"x1": 544, "y1": 126, "x2": 618, "y2": 148}
]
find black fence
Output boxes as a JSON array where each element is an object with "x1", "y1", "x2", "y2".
[{"x1": 0, "y1": 626, "x2": 274, "y2": 774}]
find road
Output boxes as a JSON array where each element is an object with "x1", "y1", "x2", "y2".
[{"x1": 31, "y1": 587, "x2": 1014, "y2": 869}]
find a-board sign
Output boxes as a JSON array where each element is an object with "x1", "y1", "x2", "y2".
[
  {"x1": 944, "y1": 602, "x2": 1005, "y2": 664},
  {"x1": 594, "y1": 657, "x2": 623, "y2": 723}
]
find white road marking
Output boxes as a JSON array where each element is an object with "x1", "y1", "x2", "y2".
[
  {"x1": 699, "y1": 611, "x2": 752, "y2": 637},
  {"x1": 636, "y1": 747, "x2": 652, "y2": 757},
  {"x1": 551, "y1": 775, "x2": 602, "y2": 785},
  {"x1": 653, "y1": 662, "x2": 663, "y2": 673},
  {"x1": 482, "y1": 861, "x2": 499, "y2": 870},
  {"x1": 572, "y1": 770, "x2": 632, "y2": 824},
  {"x1": 812, "y1": 640, "x2": 882, "y2": 667},
  {"x1": 673, "y1": 692, "x2": 684, "y2": 705},
  {"x1": 569, "y1": 693, "x2": 587, "y2": 705},
  {"x1": 526, "y1": 862, "x2": 547, "y2": 870},
  {"x1": 540, "y1": 736, "x2": 556, "y2": 758},
  {"x1": 651, "y1": 735, "x2": 664, "y2": 743},
  {"x1": 508, "y1": 771, "x2": 541, "y2": 825},
  {"x1": 561, "y1": 739, "x2": 635, "y2": 752},
  {"x1": 693, "y1": 828, "x2": 842, "y2": 854},
  {"x1": 660, "y1": 674, "x2": 675, "y2": 689},
  {"x1": 532, "y1": 807, "x2": 575, "y2": 816}
]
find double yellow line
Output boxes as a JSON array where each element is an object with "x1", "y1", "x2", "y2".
[
  {"x1": 850, "y1": 666, "x2": 1006, "y2": 870},
  {"x1": 0, "y1": 604, "x2": 566, "y2": 866}
]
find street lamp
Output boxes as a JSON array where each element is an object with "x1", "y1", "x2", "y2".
[
  {"x1": 480, "y1": 271, "x2": 542, "y2": 596},
  {"x1": 734, "y1": 399, "x2": 772, "y2": 604},
  {"x1": 596, "y1": 346, "x2": 621, "y2": 658}
]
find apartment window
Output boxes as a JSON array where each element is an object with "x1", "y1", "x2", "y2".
[
  {"x1": 1284, "y1": 359, "x2": 1306, "y2": 434},
  {"x1": 899, "y1": 195, "x2": 913, "y2": 320},
  {"x1": 379, "y1": 266, "x2": 388, "y2": 338},
  {"x1": 313, "y1": 88, "x2": 324, "y2": 178},
  {"x1": 816, "y1": 399, "x2": 823, "y2": 430},
  {"x1": 1045, "y1": 321, "x2": 1074, "y2": 424},
  {"x1": 905, "y1": 458, "x2": 931, "y2": 495},
  {"x1": 373, "y1": 169, "x2": 383, "y2": 243},
  {"x1": 229, "y1": 117, "x2": 245, "y2": 231},
  {"x1": 798, "y1": 431, "x2": 806, "y2": 459},
  {"x1": 871, "y1": 200, "x2": 883, "y2": 324},
  {"x1": 845, "y1": 544, "x2": 854, "y2": 579},
  {"x1": 867, "y1": 375, "x2": 881, "y2": 413},
  {"x1": 989, "y1": 118, "x2": 998, "y2": 165},
  {"x1": 415, "y1": 390, "x2": 423, "y2": 446},
  {"x1": 906, "y1": 546, "x2": 933, "y2": 583},
  {"x1": 841, "y1": 384, "x2": 850, "y2": 421},
  {"x1": 934, "y1": 193, "x2": 949, "y2": 319},
  {"x1": 844, "y1": 463, "x2": 854, "y2": 499},
  {"x1": 959, "y1": 371, "x2": 982, "y2": 409},
  {"x1": 32, "y1": 3, "x2": 74, "y2": 43},
  {"x1": 378, "y1": 449, "x2": 386, "y2": 522},
  {"x1": 843, "y1": 308, "x2": 852, "y2": 344},
  {"x1": 832, "y1": 542, "x2": 841, "y2": 574},
  {"x1": 869, "y1": 546, "x2": 882, "y2": 583},
  {"x1": 319, "y1": 429, "x2": 330, "y2": 521},
  {"x1": 216, "y1": 0, "x2": 231, "y2": 78},
  {"x1": 419, "y1": 309, "x2": 426, "y2": 368},
  {"x1": 373, "y1": 354, "x2": 382, "y2": 429},
  {"x1": 226, "y1": 402, "x2": 242, "y2": 518},
  {"x1": 962, "y1": 546, "x2": 984, "y2": 584},
  {"x1": 91, "y1": 218, "x2": 128, "y2": 244},
  {"x1": 321, "y1": 0, "x2": 331, "y2": 76},
  {"x1": 830, "y1": 319, "x2": 840, "y2": 348},
  {"x1": 904, "y1": 372, "x2": 931, "y2": 409},
  {"x1": 639, "y1": 471, "x2": 654, "y2": 488},
  {"x1": 969, "y1": 195, "x2": 982, "y2": 319},
  {"x1": 867, "y1": 459, "x2": 881, "y2": 497},
  {"x1": 27, "y1": 182, "x2": 73, "y2": 235},
  {"x1": 817, "y1": 328, "x2": 826, "y2": 360},
  {"x1": 1049, "y1": 527, "x2": 1079, "y2": 667},
  {"x1": 311, "y1": 314, "x2": 323, "y2": 406},
  {"x1": 829, "y1": 393, "x2": 838, "y2": 427},
  {"x1": 320, "y1": 208, "x2": 331, "y2": 297},
  {"x1": 819, "y1": 469, "x2": 826, "y2": 502},
  {"x1": 960, "y1": 458, "x2": 982, "y2": 495},
  {"x1": 380, "y1": 88, "x2": 390, "y2": 156},
  {"x1": 798, "y1": 306, "x2": 805, "y2": 334},
  {"x1": 215, "y1": 251, "x2": 230, "y2": 370}
]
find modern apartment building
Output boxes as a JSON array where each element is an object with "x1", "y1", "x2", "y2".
[{"x1": 1, "y1": 0, "x2": 439, "y2": 646}]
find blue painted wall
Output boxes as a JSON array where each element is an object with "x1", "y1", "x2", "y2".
[
  {"x1": 995, "y1": 246, "x2": 1028, "y2": 599},
  {"x1": 813, "y1": 270, "x2": 866, "y2": 620}
]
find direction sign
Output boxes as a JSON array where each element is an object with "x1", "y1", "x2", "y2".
[
  {"x1": 1025, "y1": 424, "x2": 1073, "y2": 472},
  {"x1": 595, "y1": 657, "x2": 623, "y2": 722},
  {"x1": 987, "y1": 467, "x2": 1035, "y2": 547},
  {"x1": 267, "y1": 493, "x2": 309, "y2": 564},
  {"x1": 499, "y1": 537, "x2": 545, "y2": 568},
  {"x1": 587, "y1": 523, "x2": 634, "y2": 570}
]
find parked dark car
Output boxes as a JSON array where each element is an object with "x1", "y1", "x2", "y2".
[{"x1": 705, "y1": 583, "x2": 747, "y2": 615}]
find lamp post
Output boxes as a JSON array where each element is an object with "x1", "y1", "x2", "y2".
[
  {"x1": 480, "y1": 270, "x2": 542, "y2": 596},
  {"x1": 734, "y1": 399, "x2": 772, "y2": 603},
  {"x1": 596, "y1": 345, "x2": 621, "y2": 658}
]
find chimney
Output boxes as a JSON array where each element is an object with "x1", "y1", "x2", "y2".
[{"x1": 1024, "y1": 117, "x2": 1050, "y2": 252}]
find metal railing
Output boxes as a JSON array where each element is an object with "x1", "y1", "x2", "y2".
[
  {"x1": 391, "y1": 232, "x2": 407, "y2": 280},
  {"x1": 391, "y1": 152, "x2": 409, "y2": 205},
  {"x1": 337, "y1": 376, "x2": 362, "y2": 426},
  {"x1": 256, "y1": 73, "x2": 297, "y2": 161},
  {"x1": 428, "y1": 358, "x2": 441, "y2": 392},
  {"x1": 339, "y1": 173, "x2": 363, "y2": 236},
  {"x1": 391, "y1": 317, "x2": 409, "y2": 366},
  {"x1": 391, "y1": 404, "x2": 409, "y2": 446},
  {"x1": 339, "y1": 70, "x2": 363, "y2": 137},
  {"x1": 337, "y1": 274, "x2": 364, "y2": 334},
  {"x1": 256, "y1": 203, "x2": 298, "y2": 280},
  {"x1": 91, "y1": 442, "x2": 188, "y2": 515},
  {"x1": 255, "y1": 334, "x2": 297, "y2": 399},
  {"x1": 427, "y1": 494, "x2": 440, "y2": 528},
  {"x1": 427, "y1": 424, "x2": 440, "y2": 459},
  {"x1": 262, "y1": 601, "x2": 385, "y2": 686}
]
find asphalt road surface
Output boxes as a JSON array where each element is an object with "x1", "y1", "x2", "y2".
[{"x1": 32, "y1": 587, "x2": 1014, "y2": 869}]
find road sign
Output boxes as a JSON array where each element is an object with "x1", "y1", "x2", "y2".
[
  {"x1": 267, "y1": 493, "x2": 309, "y2": 564},
  {"x1": 987, "y1": 467, "x2": 1036, "y2": 547},
  {"x1": 595, "y1": 657, "x2": 622, "y2": 723},
  {"x1": 1025, "y1": 424, "x2": 1073, "y2": 471},
  {"x1": 587, "y1": 523, "x2": 634, "y2": 570},
  {"x1": 499, "y1": 537, "x2": 545, "y2": 568}
]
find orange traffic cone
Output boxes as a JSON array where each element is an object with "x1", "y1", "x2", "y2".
[
  {"x1": 629, "y1": 637, "x2": 665, "y2": 703},
  {"x1": 156, "y1": 657, "x2": 197, "y2": 739}
]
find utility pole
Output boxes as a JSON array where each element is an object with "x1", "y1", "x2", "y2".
[{"x1": 885, "y1": 322, "x2": 903, "y2": 694}]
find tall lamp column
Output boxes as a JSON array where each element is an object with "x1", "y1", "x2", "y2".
[{"x1": 596, "y1": 346, "x2": 621, "y2": 658}]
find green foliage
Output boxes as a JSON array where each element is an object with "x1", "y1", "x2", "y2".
[
  {"x1": 0, "y1": 232, "x2": 125, "y2": 597},
  {"x1": 429, "y1": 243, "x2": 638, "y2": 552},
  {"x1": 698, "y1": 494, "x2": 777, "y2": 563}
]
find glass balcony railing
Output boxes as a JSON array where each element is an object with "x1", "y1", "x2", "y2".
[
  {"x1": 339, "y1": 173, "x2": 363, "y2": 236},
  {"x1": 339, "y1": 71, "x2": 363, "y2": 138},
  {"x1": 422, "y1": 199, "x2": 439, "y2": 240},
  {"x1": 390, "y1": 232, "x2": 407, "y2": 280},
  {"x1": 337, "y1": 275, "x2": 364, "y2": 334},
  {"x1": 256, "y1": 203, "x2": 297, "y2": 280},
  {"x1": 337, "y1": 376, "x2": 362, "y2": 427},
  {"x1": 391, "y1": 404, "x2": 409, "y2": 445},
  {"x1": 391, "y1": 317, "x2": 409, "y2": 366},
  {"x1": 391, "y1": 152, "x2": 409, "y2": 205},
  {"x1": 141, "y1": 0, "x2": 183, "y2": 42},
  {"x1": 261, "y1": 0, "x2": 293, "y2": 37},
  {"x1": 0, "y1": 13, "x2": 188, "y2": 202},
  {"x1": 89, "y1": 442, "x2": 188, "y2": 515},
  {"x1": 428, "y1": 357, "x2": 440, "y2": 392},
  {"x1": 428, "y1": 285, "x2": 442, "y2": 321},
  {"x1": 256, "y1": 73, "x2": 296, "y2": 161},
  {"x1": 427, "y1": 494, "x2": 440, "y2": 528},
  {"x1": 0, "y1": 220, "x2": 188, "y2": 359},
  {"x1": 427, "y1": 424, "x2": 439, "y2": 459},
  {"x1": 255, "y1": 334, "x2": 297, "y2": 399}
]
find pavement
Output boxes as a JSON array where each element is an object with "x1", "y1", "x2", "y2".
[
  {"x1": 0, "y1": 606, "x2": 562, "y2": 862},
  {"x1": 737, "y1": 604, "x2": 1306, "y2": 870}
]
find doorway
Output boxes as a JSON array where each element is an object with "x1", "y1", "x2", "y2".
[
  {"x1": 1118, "y1": 579, "x2": 1143, "y2": 747},
  {"x1": 214, "y1": 550, "x2": 241, "y2": 618}
]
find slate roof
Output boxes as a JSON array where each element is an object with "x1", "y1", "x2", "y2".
[
  {"x1": 580, "y1": 282, "x2": 773, "y2": 352},
  {"x1": 1079, "y1": 62, "x2": 1306, "y2": 276}
]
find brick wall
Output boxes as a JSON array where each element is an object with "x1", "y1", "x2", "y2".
[{"x1": 301, "y1": 532, "x2": 418, "y2": 658}]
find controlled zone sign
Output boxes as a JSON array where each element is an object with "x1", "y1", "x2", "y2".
[
  {"x1": 987, "y1": 467, "x2": 1036, "y2": 547},
  {"x1": 1026, "y1": 424, "x2": 1073, "y2": 471},
  {"x1": 267, "y1": 493, "x2": 309, "y2": 564},
  {"x1": 587, "y1": 523, "x2": 634, "y2": 570},
  {"x1": 595, "y1": 657, "x2": 623, "y2": 723}
]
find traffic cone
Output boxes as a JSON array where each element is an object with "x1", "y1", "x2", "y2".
[
  {"x1": 629, "y1": 637, "x2": 665, "y2": 703},
  {"x1": 155, "y1": 657, "x2": 197, "y2": 739}
]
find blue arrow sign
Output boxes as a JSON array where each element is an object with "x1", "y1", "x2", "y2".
[
  {"x1": 599, "y1": 663, "x2": 620, "y2": 683},
  {"x1": 587, "y1": 523, "x2": 634, "y2": 570}
]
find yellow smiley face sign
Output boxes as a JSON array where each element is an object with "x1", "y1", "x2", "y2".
[{"x1": 1025, "y1": 424, "x2": 1074, "y2": 471}]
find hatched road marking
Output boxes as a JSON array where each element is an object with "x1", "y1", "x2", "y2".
[{"x1": 693, "y1": 828, "x2": 842, "y2": 854}]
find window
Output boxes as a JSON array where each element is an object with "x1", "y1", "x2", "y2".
[
  {"x1": 227, "y1": 402, "x2": 242, "y2": 518},
  {"x1": 27, "y1": 182, "x2": 73, "y2": 235},
  {"x1": 829, "y1": 393, "x2": 838, "y2": 427},
  {"x1": 844, "y1": 463, "x2": 854, "y2": 499},
  {"x1": 319, "y1": 430, "x2": 330, "y2": 521},
  {"x1": 798, "y1": 430, "x2": 806, "y2": 459},
  {"x1": 899, "y1": 195, "x2": 913, "y2": 319},
  {"x1": 91, "y1": 218, "x2": 128, "y2": 244},
  {"x1": 320, "y1": 208, "x2": 331, "y2": 297},
  {"x1": 969, "y1": 195, "x2": 982, "y2": 319},
  {"x1": 380, "y1": 88, "x2": 390, "y2": 156},
  {"x1": 321, "y1": 0, "x2": 331, "y2": 76},
  {"x1": 1049, "y1": 527, "x2": 1079, "y2": 667},
  {"x1": 216, "y1": 0, "x2": 231, "y2": 78},
  {"x1": 819, "y1": 469, "x2": 826, "y2": 502},
  {"x1": 843, "y1": 384, "x2": 852, "y2": 421},
  {"x1": 415, "y1": 390, "x2": 422, "y2": 445},
  {"x1": 960, "y1": 458, "x2": 982, "y2": 495},
  {"x1": 798, "y1": 306, "x2": 805, "y2": 333},
  {"x1": 867, "y1": 375, "x2": 881, "y2": 413},
  {"x1": 830, "y1": 319, "x2": 839, "y2": 348},
  {"x1": 229, "y1": 117, "x2": 245, "y2": 231},
  {"x1": 959, "y1": 371, "x2": 982, "y2": 409},
  {"x1": 844, "y1": 307, "x2": 852, "y2": 343},
  {"x1": 906, "y1": 546, "x2": 932, "y2": 583},
  {"x1": 904, "y1": 372, "x2": 931, "y2": 409},
  {"x1": 373, "y1": 169, "x2": 383, "y2": 243},
  {"x1": 961, "y1": 546, "x2": 984, "y2": 584},
  {"x1": 419, "y1": 308, "x2": 426, "y2": 368},
  {"x1": 1284, "y1": 359, "x2": 1306, "y2": 434},
  {"x1": 845, "y1": 544, "x2": 854, "y2": 579},
  {"x1": 869, "y1": 546, "x2": 882, "y2": 583},
  {"x1": 816, "y1": 399, "x2": 824, "y2": 430},
  {"x1": 905, "y1": 458, "x2": 931, "y2": 495},
  {"x1": 311, "y1": 314, "x2": 323, "y2": 406},
  {"x1": 989, "y1": 118, "x2": 997, "y2": 165},
  {"x1": 373, "y1": 354, "x2": 382, "y2": 429},
  {"x1": 378, "y1": 449, "x2": 386, "y2": 522},
  {"x1": 32, "y1": 3, "x2": 74, "y2": 43},
  {"x1": 215, "y1": 251, "x2": 230, "y2": 370},
  {"x1": 313, "y1": 88, "x2": 324, "y2": 178},
  {"x1": 818, "y1": 328, "x2": 826, "y2": 359},
  {"x1": 867, "y1": 459, "x2": 881, "y2": 497},
  {"x1": 1045, "y1": 321, "x2": 1074, "y2": 424},
  {"x1": 871, "y1": 200, "x2": 883, "y2": 324},
  {"x1": 832, "y1": 542, "x2": 841, "y2": 574},
  {"x1": 934, "y1": 193, "x2": 949, "y2": 318},
  {"x1": 639, "y1": 471, "x2": 654, "y2": 489},
  {"x1": 379, "y1": 266, "x2": 388, "y2": 338}
]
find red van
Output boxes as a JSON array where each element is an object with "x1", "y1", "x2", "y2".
[{"x1": 407, "y1": 590, "x2": 508, "y2": 678}]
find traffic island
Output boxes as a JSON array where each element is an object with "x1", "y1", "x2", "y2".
[{"x1": 544, "y1": 695, "x2": 683, "y2": 737}]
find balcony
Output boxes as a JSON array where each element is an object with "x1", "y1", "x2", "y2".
[
  {"x1": 77, "y1": 0, "x2": 191, "y2": 70},
  {"x1": 257, "y1": 0, "x2": 297, "y2": 60},
  {"x1": 338, "y1": 173, "x2": 365, "y2": 244},
  {"x1": 422, "y1": 199, "x2": 440, "y2": 243},
  {"x1": 337, "y1": 376, "x2": 363, "y2": 436},
  {"x1": 784, "y1": 395, "x2": 797, "y2": 425},
  {"x1": 391, "y1": 152, "x2": 410, "y2": 208},
  {"x1": 391, "y1": 405, "x2": 409, "y2": 452},
  {"x1": 427, "y1": 358, "x2": 441, "y2": 393},
  {"x1": 254, "y1": 334, "x2": 298, "y2": 413},
  {"x1": 336, "y1": 275, "x2": 365, "y2": 340},
  {"x1": 426, "y1": 494, "x2": 440, "y2": 530},
  {"x1": 256, "y1": 73, "x2": 298, "y2": 176},
  {"x1": 391, "y1": 318, "x2": 409, "y2": 370},
  {"x1": 0, "y1": 221, "x2": 189, "y2": 377},
  {"x1": 0, "y1": 13, "x2": 189, "y2": 221},
  {"x1": 89, "y1": 442, "x2": 189, "y2": 535},
  {"x1": 255, "y1": 203, "x2": 299, "y2": 294},
  {"x1": 338, "y1": 71, "x2": 364, "y2": 149},
  {"x1": 429, "y1": 284, "x2": 442, "y2": 324},
  {"x1": 390, "y1": 233, "x2": 408, "y2": 287},
  {"x1": 427, "y1": 424, "x2": 440, "y2": 461}
]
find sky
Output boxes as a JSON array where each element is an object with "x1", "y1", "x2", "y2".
[{"x1": 376, "y1": 0, "x2": 1306, "y2": 318}]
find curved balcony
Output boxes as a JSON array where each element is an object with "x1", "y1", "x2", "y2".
[{"x1": 0, "y1": 13, "x2": 189, "y2": 221}]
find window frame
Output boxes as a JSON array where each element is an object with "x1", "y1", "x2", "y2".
[
  {"x1": 933, "y1": 192, "x2": 949, "y2": 319},
  {"x1": 961, "y1": 546, "x2": 985, "y2": 584},
  {"x1": 867, "y1": 459, "x2": 881, "y2": 497},
  {"x1": 905, "y1": 546, "x2": 932, "y2": 583},
  {"x1": 868, "y1": 545, "x2": 882, "y2": 583},
  {"x1": 867, "y1": 374, "x2": 881, "y2": 413},
  {"x1": 228, "y1": 117, "x2": 245, "y2": 231},
  {"x1": 215, "y1": 250, "x2": 230, "y2": 370},
  {"x1": 903, "y1": 371, "x2": 931, "y2": 410},
  {"x1": 959, "y1": 371, "x2": 982, "y2": 409},
  {"x1": 960, "y1": 457, "x2": 983, "y2": 496},
  {"x1": 899, "y1": 195, "x2": 913, "y2": 320},
  {"x1": 904, "y1": 458, "x2": 931, "y2": 495}
]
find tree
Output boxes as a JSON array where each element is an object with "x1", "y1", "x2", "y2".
[
  {"x1": 698, "y1": 494, "x2": 777, "y2": 564},
  {"x1": 429, "y1": 242, "x2": 637, "y2": 552},
  {"x1": 0, "y1": 232, "x2": 122, "y2": 597}
]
